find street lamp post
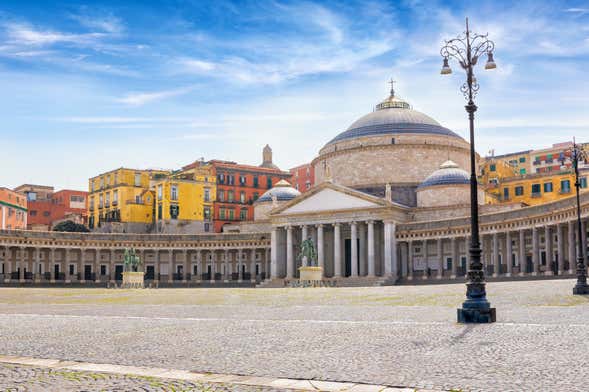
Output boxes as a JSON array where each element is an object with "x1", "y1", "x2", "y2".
[
  {"x1": 571, "y1": 140, "x2": 589, "y2": 295},
  {"x1": 440, "y1": 18, "x2": 497, "y2": 323}
]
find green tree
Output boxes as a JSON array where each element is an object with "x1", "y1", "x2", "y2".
[{"x1": 52, "y1": 220, "x2": 90, "y2": 233}]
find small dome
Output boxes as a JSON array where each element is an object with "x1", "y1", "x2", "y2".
[
  {"x1": 418, "y1": 160, "x2": 470, "y2": 189},
  {"x1": 257, "y1": 180, "x2": 301, "y2": 203}
]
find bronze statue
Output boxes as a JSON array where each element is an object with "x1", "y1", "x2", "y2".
[
  {"x1": 298, "y1": 237, "x2": 318, "y2": 267},
  {"x1": 123, "y1": 248, "x2": 143, "y2": 272}
]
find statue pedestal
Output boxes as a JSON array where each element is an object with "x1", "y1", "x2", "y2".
[
  {"x1": 298, "y1": 266, "x2": 323, "y2": 282},
  {"x1": 122, "y1": 271, "x2": 145, "y2": 289}
]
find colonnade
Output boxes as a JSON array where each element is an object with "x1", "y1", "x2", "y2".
[
  {"x1": 270, "y1": 220, "x2": 397, "y2": 280},
  {"x1": 0, "y1": 246, "x2": 271, "y2": 284}
]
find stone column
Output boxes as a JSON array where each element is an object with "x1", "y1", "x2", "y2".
[
  {"x1": 196, "y1": 250, "x2": 202, "y2": 282},
  {"x1": 238, "y1": 249, "x2": 243, "y2": 282},
  {"x1": 436, "y1": 238, "x2": 443, "y2": 279},
  {"x1": 568, "y1": 221, "x2": 576, "y2": 275},
  {"x1": 34, "y1": 248, "x2": 41, "y2": 282},
  {"x1": 367, "y1": 221, "x2": 375, "y2": 277},
  {"x1": 422, "y1": 239, "x2": 429, "y2": 280},
  {"x1": 210, "y1": 251, "x2": 216, "y2": 283},
  {"x1": 557, "y1": 224, "x2": 564, "y2": 275},
  {"x1": 383, "y1": 222, "x2": 397, "y2": 277},
  {"x1": 182, "y1": 249, "x2": 188, "y2": 283},
  {"x1": 359, "y1": 223, "x2": 366, "y2": 276},
  {"x1": 154, "y1": 249, "x2": 160, "y2": 283},
  {"x1": 506, "y1": 231, "x2": 513, "y2": 277},
  {"x1": 545, "y1": 226, "x2": 553, "y2": 275},
  {"x1": 250, "y1": 249, "x2": 256, "y2": 282},
  {"x1": 109, "y1": 249, "x2": 115, "y2": 283},
  {"x1": 168, "y1": 249, "x2": 174, "y2": 283},
  {"x1": 317, "y1": 224, "x2": 324, "y2": 271},
  {"x1": 50, "y1": 248, "x2": 55, "y2": 283},
  {"x1": 79, "y1": 248, "x2": 86, "y2": 283},
  {"x1": 451, "y1": 238, "x2": 458, "y2": 279},
  {"x1": 532, "y1": 227, "x2": 539, "y2": 276},
  {"x1": 333, "y1": 223, "x2": 342, "y2": 277},
  {"x1": 64, "y1": 248, "x2": 71, "y2": 283},
  {"x1": 270, "y1": 227, "x2": 278, "y2": 279},
  {"x1": 492, "y1": 233, "x2": 499, "y2": 277},
  {"x1": 518, "y1": 229, "x2": 526, "y2": 276},
  {"x1": 224, "y1": 250, "x2": 229, "y2": 282},
  {"x1": 19, "y1": 247, "x2": 25, "y2": 282},
  {"x1": 407, "y1": 240, "x2": 414, "y2": 280},
  {"x1": 94, "y1": 249, "x2": 101, "y2": 283},
  {"x1": 286, "y1": 226, "x2": 294, "y2": 279},
  {"x1": 265, "y1": 248, "x2": 270, "y2": 280},
  {"x1": 350, "y1": 222, "x2": 358, "y2": 277}
]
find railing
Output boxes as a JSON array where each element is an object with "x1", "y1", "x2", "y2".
[
  {"x1": 112, "y1": 200, "x2": 118, "y2": 206},
  {"x1": 531, "y1": 192, "x2": 542, "y2": 198}
]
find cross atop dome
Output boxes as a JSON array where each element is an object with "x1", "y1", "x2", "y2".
[
  {"x1": 375, "y1": 78, "x2": 410, "y2": 111},
  {"x1": 388, "y1": 78, "x2": 396, "y2": 97}
]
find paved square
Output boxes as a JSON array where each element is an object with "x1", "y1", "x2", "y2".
[{"x1": 0, "y1": 280, "x2": 588, "y2": 391}]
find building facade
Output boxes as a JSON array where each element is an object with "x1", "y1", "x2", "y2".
[
  {"x1": 3, "y1": 80, "x2": 589, "y2": 287},
  {"x1": 211, "y1": 146, "x2": 291, "y2": 233},
  {"x1": 14, "y1": 185, "x2": 87, "y2": 230},
  {"x1": 88, "y1": 168, "x2": 170, "y2": 233},
  {"x1": 289, "y1": 163, "x2": 315, "y2": 193},
  {"x1": 0, "y1": 188, "x2": 27, "y2": 230}
]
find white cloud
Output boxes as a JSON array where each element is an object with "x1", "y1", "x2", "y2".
[
  {"x1": 4, "y1": 22, "x2": 105, "y2": 46},
  {"x1": 70, "y1": 13, "x2": 124, "y2": 34},
  {"x1": 115, "y1": 87, "x2": 195, "y2": 106}
]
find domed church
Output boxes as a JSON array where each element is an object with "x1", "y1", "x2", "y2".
[{"x1": 245, "y1": 80, "x2": 576, "y2": 285}]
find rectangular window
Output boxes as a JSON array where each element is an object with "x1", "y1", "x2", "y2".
[
  {"x1": 240, "y1": 208, "x2": 247, "y2": 220},
  {"x1": 239, "y1": 175, "x2": 246, "y2": 186},
  {"x1": 228, "y1": 190, "x2": 234, "y2": 202},
  {"x1": 228, "y1": 209, "x2": 235, "y2": 220},
  {"x1": 240, "y1": 191, "x2": 246, "y2": 204},
  {"x1": 30, "y1": 210, "x2": 37, "y2": 216},
  {"x1": 204, "y1": 188, "x2": 210, "y2": 202},
  {"x1": 253, "y1": 192, "x2": 259, "y2": 201},
  {"x1": 519, "y1": 157, "x2": 526, "y2": 163},
  {"x1": 100, "y1": 265, "x2": 106, "y2": 276},
  {"x1": 253, "y1": 176, "x2": 259, "y2": 188},
  {"x1": 171, "y1": 185, "x2": 178, "y2": 201},
  {"x1": 503, "y1": 187, "x2": 509, "y2": 200},
  {"x1": 561, "y1": 180, "x2": 571, "y2": 193},
  {"x1": 204, "y1": 206, "x2": 211, "y2": 221},
  {"x1": 105, "y1": 192, "x2": 110, "y2": 206},
  {"x1": 135, "y1": 173, "x2": 141, "y2": 186},
  {"x1": 69, "y1": 264, "x2": 75, "y2": 276},
  {"x1": 581, "y1": 177, "x2": 588, "y2": 189},
  {"x1": 170, "y1": 204, "x2": 179, "y2": 219},
  {"x1": 157, "y1": 185, "x2": 163, "y2": 201},
  {"x1": 490, "y1": 164, "x2": 496, "y2": 172},
  {"x1": 218, "y1": 174, "x2": 225, "y2": 184},
  {"x1": 99, "y1": 194, "x2": 103, "y2": 208},
  {"x1": 218, "y1": 190, "x2": 225, "y2": 202},
  {"x1": 100, "y1": 177, "x2": 104, "y2": 189},
  {"x1": 515, "y1": 186, "x2": 524, "y2": 196},
  {"x1": 544, "y1": 182, "x2": 553, "y2": 193},
  {"x1": 157, "y1": 204, "x2": 162, "y2": 219},
  {"x1": 267, "y1": 177, "x2": 273, "y2": 189},
  {"x1": 531, "y1": 183, "x2": 541, "y2": 196},
  {"x1": 27, "y1": 192, "x2": 37, "y2": 201},
  {"x1": 106, "y1": 175, "x2": 110, "y2": 186},
  {"x1": 520, "y1": 168, "x2": 526, "y2": 175},
  {"x1": 113, "y1": 190, "x2": 118, "y2": 203},
  {"x1": 219, "y1": 208, "x2": 226, "y2": 220}
]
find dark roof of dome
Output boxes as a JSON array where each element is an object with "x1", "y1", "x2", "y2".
[
  {"x1": 325, "y1": 84, "x2": 461, "y2": 146},
  {"x1": 257, "y1": 180, "x2": 301, "y2": 202},
  {"x1": 418, "y1": 161, "x2": 470, "y2": 189}
]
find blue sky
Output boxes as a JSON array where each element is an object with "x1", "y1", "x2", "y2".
[{"x1": 2, "y1": 0, "x2": 589, "y2": 190}]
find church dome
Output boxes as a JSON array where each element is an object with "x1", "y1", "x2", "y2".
[
  {"x1": 325, "y1": 85, "x2": 461, "y2": 146},
  {"x1": 418, "y1": 160, "x2": 470, "y2": 189},
  {"x1": 257, "y1": 180, "x2": 301, "y2": 203}
]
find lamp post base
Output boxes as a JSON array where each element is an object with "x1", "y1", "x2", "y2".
[
  {"x1": 457, "y1": 307, "x2": 496, "y2": 323},
  {"x1": 573, "y1": 284, "x2": 589, "y2": 295}
]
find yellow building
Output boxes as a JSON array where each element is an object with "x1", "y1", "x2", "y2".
[
  {"x1": 487, "y1": 168, "x2": 589, "y2": 206},
  {"x1": 87, "y1": 168, "x2": 170, "y2": 233},
  {"x1": 153, "y1": 162, "x2": 216, "y2": 233}
]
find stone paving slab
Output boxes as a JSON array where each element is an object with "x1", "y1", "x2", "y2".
[{"x1": 0, "y1": 356, "x2": 430, "y2": 391}]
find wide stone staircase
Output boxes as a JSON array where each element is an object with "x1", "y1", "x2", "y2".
[{"x1": 256, "y1": 276, "x2": 395, "y2": 288}]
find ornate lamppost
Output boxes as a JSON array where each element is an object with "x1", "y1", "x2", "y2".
[
  {"x1": 571, "y1": 140, "x2": 589, "y2": 295},
  {"x1": 440, "y1": 18, "x2": 497, "y2": 323}
]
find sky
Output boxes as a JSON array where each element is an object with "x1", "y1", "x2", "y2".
[{"x1": 2, "y1": 0, "x2": 589, "y2": 190}]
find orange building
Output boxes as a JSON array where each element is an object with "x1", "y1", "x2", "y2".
[
  {"x1": 289, "y1": 163, "x2": 315, "y2": 192},
  {"x1": 209, "y1": 145, "x2": 291, "y2": 232},
  {"x1": 0, "y1": 187, "x2": 27, "y2": 230},
  {"x1": 14, "y1": 185, "x2": 87, "y2": 230}
]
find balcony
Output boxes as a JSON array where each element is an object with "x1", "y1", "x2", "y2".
[
  {"x1": 112, "y1": 200, "x2": 118, "y2": 206},
  {"x1": 533, "y1": 161, "x2": 541, "y2": 166},
  {"x1": 560, "y1": 189, "x2": 572, "y2": 194},
  {"x1": 126, "y1": 199, "x2": 145, "y2": 205},
  {"x1": 105, "y1": 202, "x2": 110, "y2": 208},
  {"x1": 98, "y1": 204, "x2": 104, "y2": 209},
  {"x1": 89, "y1": 205, "x2": 95, "y2": 212}
]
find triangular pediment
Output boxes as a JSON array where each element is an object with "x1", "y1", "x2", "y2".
[{"x1": 272, "y1": 182, "x2": 387, "y2": 215}]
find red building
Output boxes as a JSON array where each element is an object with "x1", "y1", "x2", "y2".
[
  {"x1": 211, "y1": 145, "x2": 291, "y2": 232},
  {"x1": 14, "y1": 185, "x2": 88, "y2": 230},
  {"x1": 289, "y1": 163, "x2": 315, "y2": 192}
]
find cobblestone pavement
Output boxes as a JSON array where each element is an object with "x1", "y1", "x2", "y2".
[
  {"x1": 0, "y1": 280, "x2": 588, "y2": 391},
  {"x1": 0, "y1": 363, "x2": 299, "y2": 391}
]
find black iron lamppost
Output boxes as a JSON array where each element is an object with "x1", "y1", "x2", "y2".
[
  {"x1": 440, "y1": 18, "x2": 497, "y2": 323},
  {"x1": 571, "y1": 140, "x2": 589, "y2": 295}
]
